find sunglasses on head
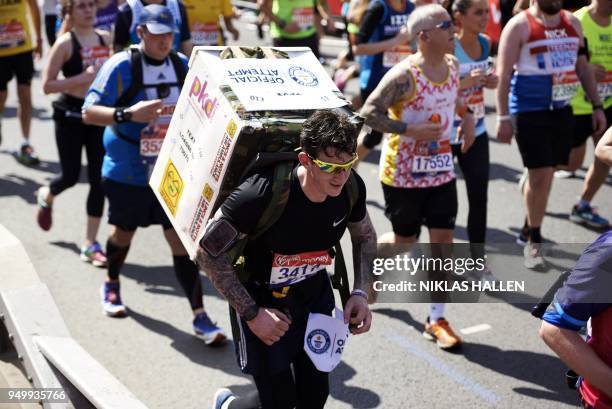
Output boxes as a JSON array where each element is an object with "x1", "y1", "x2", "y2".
[
  {"x1": 423, "y1": 20, "x2": 454, "y2": 32},
  {"x1": 307, "y1": 154, "x2": 358, "y2": 174}
]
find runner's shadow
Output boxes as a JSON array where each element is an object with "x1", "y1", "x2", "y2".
[
  {"x1": 453, "y1": 226, "x2": 518, "y2": 244},
  {"x1": 1, "y1": 106, "x2": 52, "y2": 121},
  {"x1": 330, "y1": 361, "x2": 381, "y2": 408},
  {"x1": 127, "y1": 308, "x2": 246, "y2": 378},
  {"x1": 49, "y1": 241, "x2": 80, "y2": 254},
  {"x1": 0, "y1": 150, "x2": 62, "y2": 175},
  {"x1": 0, "y1": 173, "x2": 40, "y2": 205},
  {"x1": 462, "y1": 342, "x2": 578, "y2": 405},
  {"x1": 372, "y1": 307, "x2": 425, "y2": 334},
  {"x1": 121, "y1": 263, "x2": 223, "y2": 300},
  {"x1": 488, "y1": 162, "x2": 523, "y2": 183}
]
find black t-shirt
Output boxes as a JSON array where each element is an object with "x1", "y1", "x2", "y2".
[
  {"x1": 113, "y1": 0, "x2": 191, "y2": 50},
  {"x1": 355, "y1": 1, "x2": 385, "y2": 45},
  {"x1": 221, "y1": 165, "x2": 366, "y2": 289}
]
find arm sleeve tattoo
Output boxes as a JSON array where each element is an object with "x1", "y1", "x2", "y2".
[
  {"x1": 347, "y1": 211, "x2": 377, "y2": 292},
  {"x1": 360, "y1": 64, "x2": 413, "y2": 135},
  {"x1": 195, "y1": 248, "x2": 258, "y2": 317}
]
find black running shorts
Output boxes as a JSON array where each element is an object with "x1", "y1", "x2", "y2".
[
  {"x1": 513, "y1": 106, "x2": 574, "y2": 169},
  {"x1": 103, "y1": 178, "x2": 173, "y2": 231},
  {"x1": 382, "y1": 179, "x2": 458, "y2": 237},
  {"x1": 0, "y1": 51, "x2": 35, "y2": 91},
  {"x1": 571, "y1": 106, "x2": 612, "y2": 148}
]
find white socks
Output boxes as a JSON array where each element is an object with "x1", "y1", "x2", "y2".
[{"x1": 429, "y1": 303, "x2": 445, "y2": 323}]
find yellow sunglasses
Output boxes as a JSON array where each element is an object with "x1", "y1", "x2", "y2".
[{"x1": 308, "y1": 154, "x2": 359, "y2": 174}]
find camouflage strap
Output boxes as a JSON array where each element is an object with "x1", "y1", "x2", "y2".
[{"x1": 250, "y1": 160, "x2": 294, "y2": 241}]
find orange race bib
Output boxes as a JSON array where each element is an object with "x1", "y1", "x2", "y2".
[
  {"x1": 292, "y1": 7, "x2": 314, "y2": 31},
  {"x1": 0, "y1": 20, "x2": 26, "y2": 49},
  {"x1": 191, "y1": 22, "x2": 219, "y2": 46},
  {"x1": 383, "y1": 45, "x2": 412, "y2": 68},
  {"x1": 80, "y1": 46, "x2": 110, "y2": 68},
  {"x1": 597, "y1": 71, "x2": 612, "y2": 100}
]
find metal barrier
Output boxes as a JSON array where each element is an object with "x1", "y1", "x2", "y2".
[{"x1": 0, "y1": 224, "x2": 148, "y2": 409}]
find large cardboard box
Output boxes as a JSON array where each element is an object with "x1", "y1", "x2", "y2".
[{"x1": 149, "y1": 46, "x2": 358, "y2": 258}]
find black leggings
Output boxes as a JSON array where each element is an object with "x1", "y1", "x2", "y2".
[
  {"x1": 451, "y1": 133, "x2": 489, "y2": 255},
  {"x1": 45, "y1": 14, "x2": 57, "y2": 46},
  {"x1": 250, "y1": 349, "x2": 329, "y2": 409},
  {"x1": 360, "y1": 88, "x2": 383, "y2": 149},
  {"x1": 106, "y1": 245, "x2": 204, "y2": 311},
  {"x1": 50, "y1": 96, "x2": 105, "y2": 218}
]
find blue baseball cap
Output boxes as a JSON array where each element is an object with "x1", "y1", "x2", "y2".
[{"x1": 139, "y1": 4, "x2": 176, "y2": 35}]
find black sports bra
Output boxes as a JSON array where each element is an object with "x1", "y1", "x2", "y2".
[{"x1": 61, "y1": 30, "x2": 107, "y2": 78}]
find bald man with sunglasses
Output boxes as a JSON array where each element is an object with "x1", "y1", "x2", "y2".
[
  {"x1": 361, "y1": 4, "x2": 475, "y2": 350},
  {"x1": 196, "y1": 110, "x2": 377, "y2": 409}
]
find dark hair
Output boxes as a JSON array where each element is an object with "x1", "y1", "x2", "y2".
[
  {"x1": 60, "y1": 0, "x2": 75, "y2": 17},
  {"x1": 300, "y1": 110, "x2": 357, "y2": 159},
  {"x1": 451, "y1": 0, "x2": 474, "y2": 15}
]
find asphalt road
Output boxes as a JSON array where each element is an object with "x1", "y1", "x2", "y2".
[{"x1": 0, "y1": 16, "x2": 611, "y2": 409}]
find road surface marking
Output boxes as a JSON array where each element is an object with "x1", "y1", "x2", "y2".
[
  {"x1": 385, "y1": 331, "x2": 501, "y2": 406},
  {"x1": 460, "y1": 324, "x2": 492, "y2": 335}
]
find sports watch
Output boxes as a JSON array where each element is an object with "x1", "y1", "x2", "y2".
[{"x1": 113, "y1": 107, "x2": 132, "y2": 123}]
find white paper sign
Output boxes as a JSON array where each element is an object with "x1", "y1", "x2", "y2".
[
  {"x1": 304, "y1": 307, "x2": 349, "y2": 373},
  {"x1": 149, "y1": 53, "x2": 242, "y2": 258},
  {"x1": 220, "y1": 52, "x2": 348, "y2": 111}
]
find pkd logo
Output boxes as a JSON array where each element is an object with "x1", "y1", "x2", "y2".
[
  {"x1": 188, "y1": 76, "x2": 219, "y2": 119},
  {"x1": 226, "y1": 119, "x2": 238, "y2": 139},
  {"x1": 288, "y1": 66, "x2": 318, "y2": 87},
  {"x1": 203, "y1": 183, "x2": 214, "y2": 202},
  {"x1": 159, "y1": 160, "x2": 184, "y2": 216}
]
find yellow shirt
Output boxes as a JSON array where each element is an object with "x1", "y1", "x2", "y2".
[
  {"x1": 0, "y1": 0, "x2": 34, "y2": 57},
  {"x1": 183, "y1": 0, "x2": 233, "y2": 46}
]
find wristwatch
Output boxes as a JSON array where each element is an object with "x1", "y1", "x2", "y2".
[
  {"x1": 113, "y1": 107, "x2": 132, "y2": 123},
  {"x1": 593, "y1": 104, "x2": 604, "y2": 111},
  {"x1": 243, "y1": 304, "x2": 259, "y2": 322}
]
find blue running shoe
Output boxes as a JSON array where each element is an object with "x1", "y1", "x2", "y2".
[
  {"x1": 570, "y1": 204, "x2": 610, "y2": 229},
  {"x1": 193, "y1": 312, "x2": 226, "y2": 345},
  {"x1": 211, "y1": 388, "x2": 235, "y2": 409},
  {"x1": 100, "y1": 282, "x2": 126, "y2": 317}
]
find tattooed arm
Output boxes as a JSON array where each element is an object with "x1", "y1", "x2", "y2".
[
  {"x1": 347, "y1": 211, "x2": 377, "y2": 294},
  {"x1": 195, "y1": 248, "x2": 258, "y2": 319},
  {"x1": 343, "y1": 211, "x2": 376, "y2": 334},
  {"x1": 360, "y1": 62, "x2": 414, "y2": 135}
]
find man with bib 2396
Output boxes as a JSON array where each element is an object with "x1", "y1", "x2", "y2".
[
  {"x1": 83, "y1": 4, "x2": 226, "y2": 345},
  {"x1": 196, "y1": 110, "x2": 377, "y2": 409},
  {"x1": 495, "y1": 0, "x2": 607, "y2": 268}
]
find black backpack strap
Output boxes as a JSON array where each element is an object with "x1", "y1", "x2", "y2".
[
  {"x1": 330, "y1": 171, "x2": 360, "y2": 308},
  {"x1": 116, "y1": 46, "x2": 143, "y2": 107},
  {"x1": 168, "y1": 51, "x2": 187, "y2": 86},
  {"x1": 95, "y1": 29, "x2": 106, "y2": 46},
  {"x1": 229, "y1": 160, "x2": 295, "y2": 269},
  {"x1": 250, "y1": 160, "x2": 294, "y2": 241}
]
